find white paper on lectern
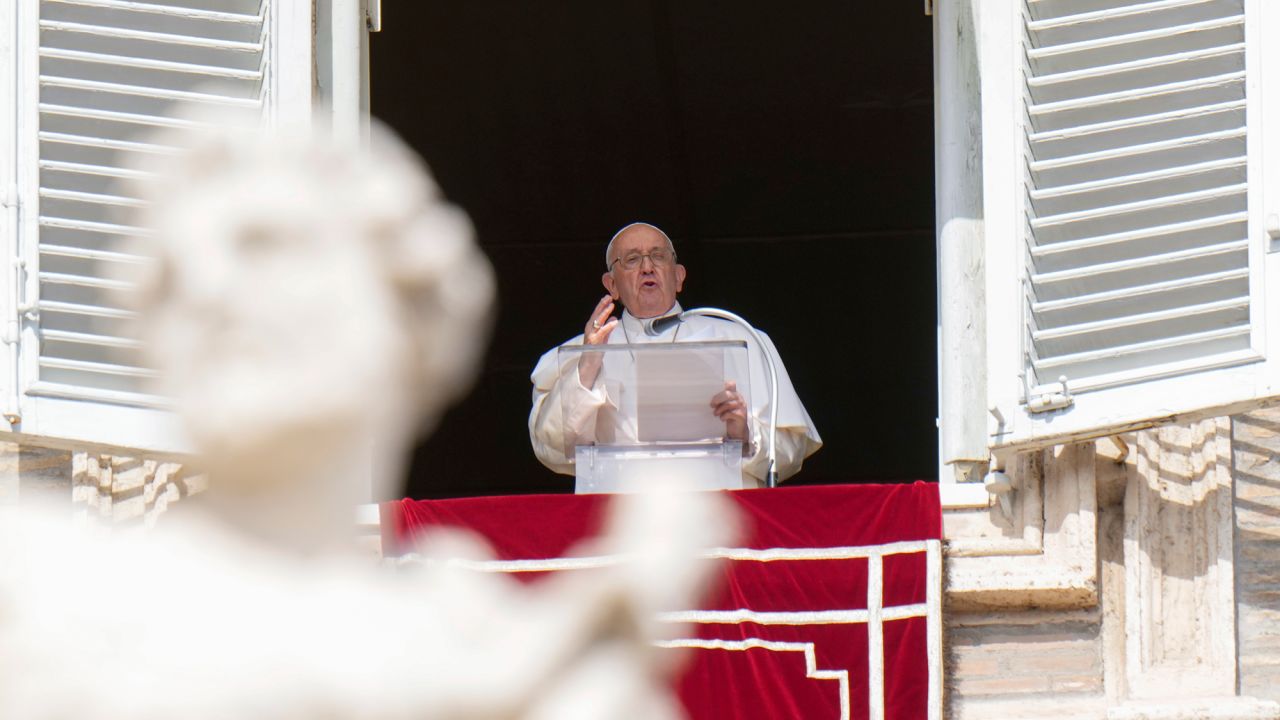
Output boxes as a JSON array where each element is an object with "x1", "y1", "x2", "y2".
[{"x1": 635, "y1": 347, "x2": 725, "y2": 442}]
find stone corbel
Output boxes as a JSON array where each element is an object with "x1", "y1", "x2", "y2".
[
  {"x1": 945, "y1": 442, "x2": 1099, "y2": 611},
  {"x1": 1105, "y1": 417, "x2": 1280, "y2": 720}
]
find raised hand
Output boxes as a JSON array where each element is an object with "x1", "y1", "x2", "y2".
[{"x1": 578, "y1": 294, "x2": 619, "y2": 387}]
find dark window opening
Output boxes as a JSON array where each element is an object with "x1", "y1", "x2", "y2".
[{"x1": 370, "y1": 1, "x2": 938, "y2": 499}]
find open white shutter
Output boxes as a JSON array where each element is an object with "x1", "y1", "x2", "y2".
[
  {"x1": 4, "y1": 0, "x2": 314, "y2": 453},
  {"x1": 984, "y1": 0, "x2": 1280, "y2": 451}
]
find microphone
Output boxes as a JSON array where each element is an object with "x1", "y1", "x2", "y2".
[{"x1": 643, "y1": 313, "x2": 683, "y2": 337}]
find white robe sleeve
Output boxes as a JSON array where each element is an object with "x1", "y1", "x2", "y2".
[{"x1": 528, "y1": 340, "x2": 615, "y2": 476}]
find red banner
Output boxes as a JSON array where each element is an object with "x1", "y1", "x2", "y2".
[{"x1": 383, "y1": 483, "x2": 942, "y2": 720}]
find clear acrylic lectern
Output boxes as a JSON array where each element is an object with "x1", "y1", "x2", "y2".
[{"x1": 556, "y1": 340, "x2": 751, "y2": 493}]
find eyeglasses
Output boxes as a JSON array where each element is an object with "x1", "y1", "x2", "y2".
[{"x1": 609, "y1": 249, "x2": 676, "y2": 271}]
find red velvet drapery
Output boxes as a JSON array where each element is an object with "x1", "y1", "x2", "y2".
[{"x1": 383, "y1": 483, "x2": 942, "y2": 720}]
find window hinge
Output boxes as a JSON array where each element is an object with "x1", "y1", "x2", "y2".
[
  {"x1": 1026, "y1": 375, "x2": 1074, "y2": 414},
  {"x1": 1, "y1": 185, "x2": 18, "y2": 209},
  {"x1": 11, "y1": 259, "x2": 36, "y2": 322},
  {"x1": 365, "y1": 0, "x2": 381, "y2": 32}
]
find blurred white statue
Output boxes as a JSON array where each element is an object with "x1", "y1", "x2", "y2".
[
  {"x1": 133, "y1": 119, "x2": 495, "y2": 552},
  {"x1": 0, "y1": 117, "x2": 733, "y2": 719}
]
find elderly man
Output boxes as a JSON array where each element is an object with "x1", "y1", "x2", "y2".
[{"x1": 528, "y1": 222, "x2": 822, "y2": 487}]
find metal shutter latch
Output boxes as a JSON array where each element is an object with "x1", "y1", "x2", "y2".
[{"x1": 1027, "y1": 375, "x2": 1074, "y2": 414}]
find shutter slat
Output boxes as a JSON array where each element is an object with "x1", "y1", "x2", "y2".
[
  {"x1": 1029, "y1": 125, "x2": 1239, "y2": 174},
  {"x1": 39, "y1": 130, "x2": 176, "y2": 154},
  {"x1": 1030, "y1": 182, "x2": 1246, "y2": 228},
  {"x1": 1027, "y1": 0, "x2": 1223, "y2": 31},
  {"x1": 39, "y1": 357, "x2": 157, "y2": 378},
  {"x1": 39, "y1": 188, "x2": 146, "y2": 208},
  {"x1": 38, "y1": 215, "x2": 151, "y2": 236},
  {"x1": 39, "y1": 158, "x2": 150, "y2": 179},
  {"x1": 25, "y1": 381, "x2": 169, "y2": 410},
  {"x1": 1028, "y1": 98, "x2": 1245, "y2": 142},
  {"x1": 1031, "y1": 212, "x2": 1246, "y2": 257},
  {"x1": 40, "y1": 19, "x2": 263, "y2": 52},
  {"x1": 1028, "y1": 44, "x2": 1243, "y2": 89},
  {"x1": 40, "y1": 243, "x2": 149, "y2": 263},
  {"x1": 39, "y1": 271, "x2": 134, "y2": 291},
  {"x1": 1028, "y1": 128, "x2": 1243, "y2": 173},
  {"x1": 45, "y1": 0, "x2": 263, "y2": 24},
  {"x1": 1031, "y1": 325, "x2": 1249, "y2": 371},
  {"x1": 1031, "y1": 296, "x2": 1246, "y2": 342},
  {"x1": 38, "y1": 300, "x2": 137, "y2": 320},
  {"x1": 42, "y1": 328, "x2": 143, "y2": 350},
  {"x1": 40, "y1": 102, "x2": 203, "y2": 129},
  {"x1": 1026, "y1": 14, "x2": 1243, "y2": 61},
  {"x1": 41, "y1": 46, "x2": 263, "y2": 80},
  {"x1": 1029, "y1": 156, "x2": 1243, "y2": 201},
  {"x1": 1032, "y1": 238, "x2": 1246, "y2": 285},
  {"x1": 1029, "y1": 76, "x2": 1245, "y2": 119},
  {"x1": 39, "y1": 75, "x2": 261, "y2": 106},
  {"x1": 1032, "y1": 266, "x2": 1248, "y2": 313}
]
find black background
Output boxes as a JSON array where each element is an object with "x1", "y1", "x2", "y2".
[{"x1": 370, "y1": 1, "x2": 938, "y2": 498}]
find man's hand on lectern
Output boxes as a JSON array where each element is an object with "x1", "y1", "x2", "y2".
[{"x1": 712, "y1": 380, "x2": 749, "y2": 444}]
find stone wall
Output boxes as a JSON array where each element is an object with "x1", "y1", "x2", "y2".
[
  {"x1": 1232, "y1": 410, "x2": 1280, "y2": 703},
  {"x1": 946, "y1": 609, "x2": 1102, "y2": 700},
  {"x1": 944, "y1": 441, "x2": 1114, "y2": 720},
  {"x1": 0, "y1": 443, "x2": 73, "y2": 509},
  {"x1": 944, "y1": 415, "x2": 1280, "y2": 720}
]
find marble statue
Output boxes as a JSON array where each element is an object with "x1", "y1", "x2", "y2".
[{"x1": 0, "y1": 116, "x2": 734, "y2": 719}]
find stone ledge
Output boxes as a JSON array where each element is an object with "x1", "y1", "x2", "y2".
[
  {"x1": 1107, "y1": 698, "x2": 1280, "y2": 720},
  {"x1": 951, "y1": 695, "x2": 1109, "y2": 720},
  {"x1": 946, "y1": 561, "x2": 1097, "y2": 612},
  {"x1": 955, "y1": 697, "x2": 1280, "y2": 720}
]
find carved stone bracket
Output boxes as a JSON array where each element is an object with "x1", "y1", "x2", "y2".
[
  {"x1": 1121, "y1": 417, "x2": 1235, "y2": 700},
  {"x1": 1105, "y1": 417, "x2": 1278, "y2": 719},
  {"x1": 71, "y1": 452, "x2": 202, "y2": 526},
  {"x1": 945, "y1": 442, "x2": 1098, "y2": 611}
]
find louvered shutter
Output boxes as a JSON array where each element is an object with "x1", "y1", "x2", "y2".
[
  {"x1": 984, "y1": 0, "x2": 1280, "y2": 451},
  {"x1": 3, "y1": 0, "x2": 315, "y2": 453}
]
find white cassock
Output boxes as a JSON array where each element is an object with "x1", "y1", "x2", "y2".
[{"x1": 529, "y1": 303, "x2": 823, "y2": 486}]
